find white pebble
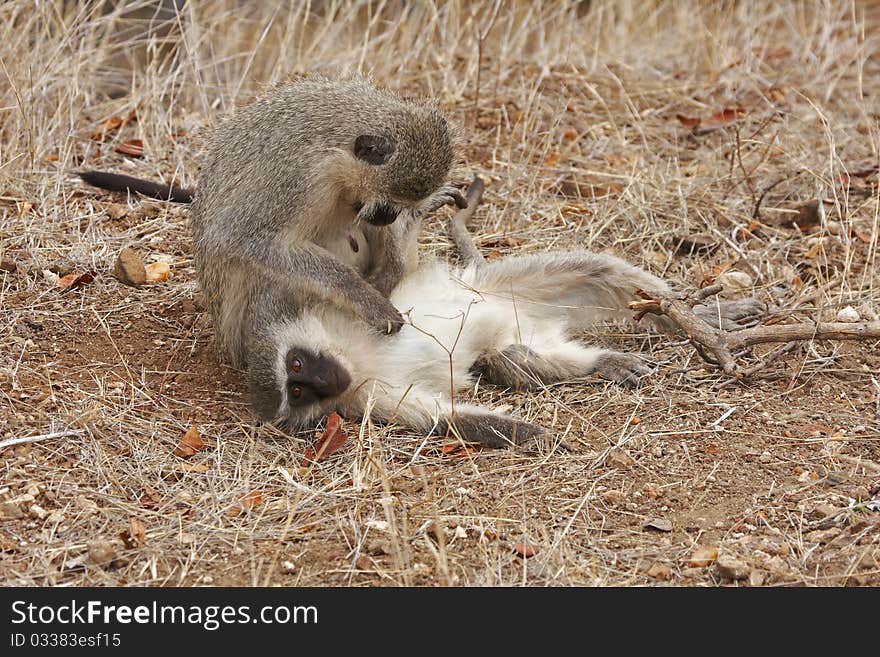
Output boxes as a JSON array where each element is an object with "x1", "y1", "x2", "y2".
[
  {"x1": 717, "y1": 271, "x2": 753, "y2": 295},
  {"x1": 836, "y1": 306, "x2": 860, "y2": 323}
]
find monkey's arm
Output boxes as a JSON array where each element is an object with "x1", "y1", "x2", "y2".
[
  {"x1": 224, "y1": 238, "x2": 405, "y2": 333},
  {"x1": 78, "y1": 170, "x2": 193, "y2": 203}
]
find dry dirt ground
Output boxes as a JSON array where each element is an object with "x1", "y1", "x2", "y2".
[{"x1": 1, "y1": 1, "x2": 879, "y2": 587}]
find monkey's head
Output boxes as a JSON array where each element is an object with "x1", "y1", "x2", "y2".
[
  {"x1": 249, "y1": 335, "x2": 352, "y2": 428},
  {"x1": 351, "y1": 103, "x2": 456, "y2": 223}
]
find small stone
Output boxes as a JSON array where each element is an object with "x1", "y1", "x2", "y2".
[
  {"x1": 716, "y1": 271, "x2": 754, "y2": 295},
  {"x1": 836, "y1": 306, "x2": 860, "y2": 323},
  {"x1": 0, "y1": 258, "x2": 17, "y2": 274},
  {"x1": 28, "y1": 504, "x2": 47, "y2": 520},
  {"x1": 759, "y1": 451, "x2": 772, "y2": 463},
  {"x1": 689, "y1": 546, "x2": 719, "y2": 568},
  {"x1": 0, "y1": 501, "x2": 24, "y2": 520},
  {"x1": 606, "y1": 449, "x2": 635, "y2": 469},
  {"x1": 366, "y1": 540, "x2": 390, "y2": 556},
  {"x1": 281, "y1": 560, "x2": 296, "y2": 573},
  {"x1": 715, "y1": 554, "x2": 750, "y2": 580},
  {"x1": 87, "y1": 539, "x2": 119, "y2": 566},
  {"x1": 48, "y1": 257, "x2": 75, "y2": 276},
  {"x1": 114, "y1": 248, "x2": 147, "y2": 287},
  {"x1": 643, "y1": 518, "x2": 673, "y2": 533},
  {"x1": 748, "y1": 570, "x2": 765, "y2": 587},
  {"x1": 601, "y1": 489, "x2": 626, "y2": 505},
  {"x1": 646, "y1": 563, "x2": 672, "y2": 580},
  {"x1": 200, "y1": 575, "x2": 214, "y2": 584}
]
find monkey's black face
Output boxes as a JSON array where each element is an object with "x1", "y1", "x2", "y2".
[
  {"x1": 284, "y1": 347, "x2": 352, "y2": 408},
  {"x1": 360, "y1": 201, "x2": 399, "y2": 226}
]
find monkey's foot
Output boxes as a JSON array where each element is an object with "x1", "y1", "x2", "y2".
[
  {"x1": 693, "y1": 298, "x2": 767, "y2": 331},
  {"x1": 594, "y1": 351, "x2": 654, "y2": 387},
  {"x1": 438, "y1": 412, "x2": 547, "y2": 449}
]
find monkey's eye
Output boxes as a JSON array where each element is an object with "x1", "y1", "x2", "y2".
[
  {"x1": 354, "y1": 135, "x2": 395, "y2": 166},
  {"x1": 291, "y1": 358, "x2": 302, "y2": 373},
  {"x1": 290, "y1": 385, "x2": 302, "y2": 399}
]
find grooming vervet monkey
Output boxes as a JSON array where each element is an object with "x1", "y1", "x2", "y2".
[
  {"x1": 248, "y1": 179, "x2": 766, "y2": 448},
  {"x1": 79, "y1": 76, "x2": 467, "y2": 368}
]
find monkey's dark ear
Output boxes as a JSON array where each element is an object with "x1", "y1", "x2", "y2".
[{"x1": 354, "y1": 135, "x2": 394, "y2": 165}]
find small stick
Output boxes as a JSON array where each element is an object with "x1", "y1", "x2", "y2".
[
  {"x1": 631, "y1": 291, "x2": 880, "y2": 376},
  {"x1": 0, "y1": 429, "x2": 83, "y2": 450},
  {"x1": 447, "y1": 175, "x2": 487, "y2": 268}
]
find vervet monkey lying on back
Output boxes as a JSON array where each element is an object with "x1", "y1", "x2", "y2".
[{"x1": 249, "y1": 247, "x2": 690, "y2": 447}]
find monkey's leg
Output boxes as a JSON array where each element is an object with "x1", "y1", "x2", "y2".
[
  {"x1": 473, "y1": 342, "x2": 652, "y2": 390},
  {"x1": 467, "y1": 250, "x2": 671, "y2": 327},
  {"x1": 437, "y1": 404, "x2": 546, "y2": 449}
]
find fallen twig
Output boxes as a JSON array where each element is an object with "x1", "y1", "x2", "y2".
[
  {"x1": 631, "y1": 291, "x2": 880, "y2": 376},
  {"x1": 0, "y1": 429, "x2": 84, "y2": 450}
]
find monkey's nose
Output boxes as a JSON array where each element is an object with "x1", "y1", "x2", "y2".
[{"x1": 333, "y1": 368, "x2": 352, "y2": 395}]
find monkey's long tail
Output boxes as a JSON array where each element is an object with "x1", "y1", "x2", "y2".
[
  {"x1": 78, "y1": 170, "x2": 193, "y2": 203},
  {"x1": 447, "y1": 176, "x2": 487, "y2": 268}
]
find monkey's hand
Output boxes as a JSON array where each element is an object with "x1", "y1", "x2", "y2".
[
  {"x1": 359, "y1": 292, "x2": 406, "y2": 334},
  {"x1": 414, "y1": 183, "x2": 467, "y2": 219}
]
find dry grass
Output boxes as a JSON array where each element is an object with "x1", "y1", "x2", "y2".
[{"x1": 1, "y1": 0, "x2": 879, "y2": 587}]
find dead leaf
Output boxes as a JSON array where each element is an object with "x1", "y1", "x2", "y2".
[
  {"x1": 735, "y1": 221, "x2": 762, "y2": 241},
  {"x1": 228, "y1": 490, "x2": 263, "y2": 517},
  {"x1": 676, "y1": 114, "x2": 701, "y2": 130},
  {"x1": 480, "y1": 236, "x2": 522, "y2": 249},
  {"x1": 513, "y1": 543, "x2": 539, "y2": 558},
  {"x1": 302, "y1": 412, "x2": 348, "y2": 465},
  {"x1": 851, "y1": 228, "x2": 875, "y2": 244},
  {"x1": 115, "y1": 139, "x2": 144, "y2": 157},
  {"x1": 689, "y1": 546, "x2": 719, "y2": 567},
  {"x1": 144, "y1": 261, "x2": 171, "y2": 283},
  {"x1": 57, "y1": 271, "x2": 95, "y2": 290},
  {"x1": 485, "y1": 249, "x2": 503, "y2": 262},
  {"x1": 646, "y1": 563, "x2": 672, "y2": 580},
  {"x1": 677, "y1": 108, "x2": 747, "y2": 134},
  {"x1": 129, "y1": 517, "x2": 145, "y2": 546},
  {"x1": 767, "y1": 87, "x2": 787, "y2": 104},
  {"x1": 562, "y1": 129, "x2": 578, "y2": 141},
  {"x1": 796, "y1": 422, "x2": 832, "y2": 437},
  {"x1": 173, "y1": 425, "x2": 205, "y2": 458},
  {"x1": 43, "y1": 153, "x2": 59, "y2": 162},
  {"x1": 119, "y1": 517, "x2": 146, "y2": 548},
  {"x1": 543, "y1": 151, "x2": 559, "y2": 167},
  {"x1": 91, "y1": 116, "x2": 123, "y2": 141}
]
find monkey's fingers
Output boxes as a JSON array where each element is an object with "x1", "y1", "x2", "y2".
[{"x1": 451, "y1": 189, "x2": 468, "y2": 209}]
